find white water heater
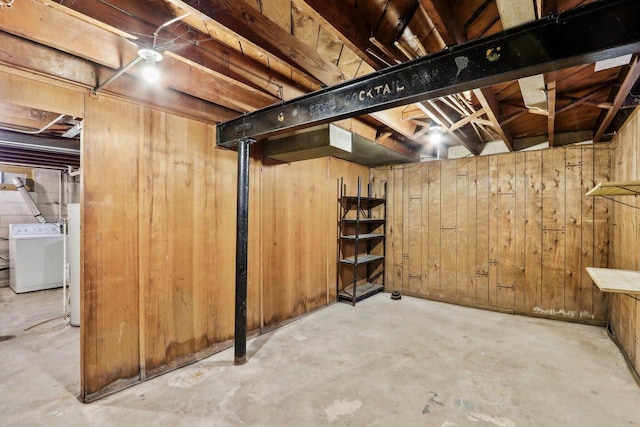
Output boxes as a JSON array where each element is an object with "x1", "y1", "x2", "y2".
[{"x1": 68, "y1": 203, "x2": 81, "y2": 326}]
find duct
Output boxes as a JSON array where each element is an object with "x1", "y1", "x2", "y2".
[
  {"x1": 0, "y1": 137, "x2": 80, "y2": 155},
  {"x1": 264, "y1": 124, "x2": 414, "y2": 166},
  {"x1": 13, "y1": 176, "x2": 46, "y2": 224}
]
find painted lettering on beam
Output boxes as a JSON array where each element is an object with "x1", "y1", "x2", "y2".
[{"x1": 308, "y1": 80, "x2": 406, "y2": 117}]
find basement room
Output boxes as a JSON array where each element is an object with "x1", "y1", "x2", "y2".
[{"x1": 1, "y1": 0, "x2": 640, "y2": 425}]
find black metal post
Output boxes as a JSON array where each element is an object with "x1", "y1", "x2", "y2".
[{"x1": 234, "y1": 138, "x2": 253, "y2": 365}]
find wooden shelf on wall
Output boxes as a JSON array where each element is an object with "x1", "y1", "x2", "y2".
[
  {"x1": 586, "y1": 267, "x2": 640, "y2": 295},
  {"x1": 585, "y1": 181, "x2": 640, "y2": 197}
]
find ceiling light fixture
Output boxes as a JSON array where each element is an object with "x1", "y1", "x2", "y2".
[
  {"x1": 138, "y1": 49, "x2": 163, "y2": 83},
  {"x1": 92, "y1": 12, "x2": 191, "y2": 95}
]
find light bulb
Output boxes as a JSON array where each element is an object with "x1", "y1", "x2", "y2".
[
  {"x1": 137, "y1": 49, "x2": 163, "y2": 84},
  {"x1": 142, "y1": 59, "x2": 160, "y2": 83}
]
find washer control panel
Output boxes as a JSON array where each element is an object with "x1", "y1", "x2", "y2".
[{"x1": 9, "y1": 223, "x2": 61, "y2": 236}]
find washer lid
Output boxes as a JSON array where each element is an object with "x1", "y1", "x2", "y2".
[{"x1": 9, "y1": 223, "x2": 60, "y2": 236}]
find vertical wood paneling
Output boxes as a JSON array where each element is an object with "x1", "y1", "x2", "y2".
[
  {"x1": 593, "y1": 149, "x2": 611, "y2": 320},
  {"x1": 83, "y1": 95, "x2": 271, "y2": 399},
  {"x1": 456, "y1": 172, "x2": 469, "y2": 301},
  {"x1": 428, "y1": 162, "x2": 441, "y2": 296},
  {"x1": 524, "y1": 151, "x2": 543, "y2": 311},
  {"x1": 408, "y1": 164, "x2": 422, "y2": 294},
  {"x1": 83, "y1": 96, "x2": 141, "y2": 396},
  {"x1": 514, "y1": 153, "x2": 527, "y2": 312},
  {"x1": 468, "y1": 159, "x2": 478, "y2": 303},
  {"x1": 378, "y1": 144, "x2": 609, "y2": 323},
  {"x1": 440, "y1": 160, "x2": 457, "y2": 299},
  {"x1": 497, "y1": 155, "x2": 515, "y2": 309},
  {"x1": 542, "y1": 149, "x2": 566, "y2": 310},
  {"x1": 402, "y1": 165, "x2": 410, "y2": 293},
  {"x1": 390, "y1": 167, "x2": 403, "y2": 291},
  {"x1": 543, "y1": 148, "x2": 566, "y2": 230},
  {"x1": 421, "y1": 163, "x2": 430, "y2": 296},
  {"x1": 608, "y1": 107, "x2": 640, "y2": 378},
  {"x1": 261, "y1": 158, "x2": 334, "y2": 325},
  {"x1": 488, "y1": 156, "x2": 499, "y2": 307},
  {"x1": 580, "y1": 148, "x2": 595, "y2": 316},
  {"x1": 475, "y1": 157, "x2": 490, "y2": 305},
  {"x1": 564, "y1": 149, "x2": 582, "y2": 313},
  {"x1": 497, "y1": 192, "x2": 515, "y2": 309}
]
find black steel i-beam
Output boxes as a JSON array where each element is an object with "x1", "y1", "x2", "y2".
[
  {"x1": 234, "y1": 138, "x2": 253, "y2": 365},
  {"x1": 217, "y1": 0, "x2": 640, "y2": 147}
]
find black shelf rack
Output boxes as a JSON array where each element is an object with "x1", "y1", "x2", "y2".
[{"x1": 336, "y1": 177, "x2": 386, "y2": 305}]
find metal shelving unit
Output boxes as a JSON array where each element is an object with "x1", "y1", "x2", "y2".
[{"x1": 337, "y1": 177, "x2": 386, "y2": 305}]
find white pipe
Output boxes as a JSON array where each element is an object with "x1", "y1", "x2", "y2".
[
  {"x1": 67, "y1": 166, "x2": 80, "y2": 177},
  {"x1": 0, "y1": 114, "x2": 65, "y2": 135},
  {"x1": 58, "y1": 170, "x2": 62, "y2": 224},
  {"x1": 62, "y1": 218, "x2": 68, "y2": 320},
  {"x1": 13, "y1": 177, "x2": 46, "y2": 223}
]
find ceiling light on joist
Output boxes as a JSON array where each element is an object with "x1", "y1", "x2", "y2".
[{"x1": 138, "y1": 49, "x2": 163, "y2": 83}]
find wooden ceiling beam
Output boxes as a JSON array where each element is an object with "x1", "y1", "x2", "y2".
[
  {"x1": 555, "y1": 84, "x2": 610, "y2": 115},
  {"x1": 418, "y1": 0, "x2": 464, "y2": 46},
  {"x1": 370, "y1": 107, "x2": 421, "y2": 143},
  {"x1": 514, "y1": 130, "x2": 592, "y2": 150},
  {"x1": 547, "y1": 72, "x2": 557, "y2": 147},
  {"x1": 416, "y1": 102, "x2": 482, "y2": 155},
  {"x1": 175, "y1": 0, "x2": 420, "y2": 153},
  {"x1": 293, "y1": 0, "x2": 387, "y2": 69},
  {"x1": 544, "y1": 0, "x2": 559, "y2": 16},
  {"x1": 450, "y1": 108, "x2": 487, "y2": 131},
  {"x1": 594, "y1": 56, "x2": 640, "y2": 142},
  {"x1": 0, "y1": 0, "x2": 275, "y2": 112},
  {"x1": 57, "y1": 0, "x2": 311, "y2": 100},
  {"x1": 0, "y1": 32, "x2": 239, "y2": 124},
  {"x1": 557, "y1": 97, "x2": 613, "y2": 110},
  {"x1": 171, "y1": 0, "x2": 345, "y2": 86},
  {"x1": 474, "y1": 88, "x2": 514, "y2": 151},
  {"x1": 502, "y1": 103, "x2": 549, "y2": 116}
]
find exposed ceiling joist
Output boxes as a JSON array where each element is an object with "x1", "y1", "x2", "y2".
[
  {"x1": 555, "y1": 84, "x2": 611, "y2": 114},
  {"x1": 418, "y1": 0, "x2": 463, "y2": 46},
  {"x1": 0, "y1": 0, "x2": 274, "y2": 113},
  {"x1": 450, "y1": 108, "x2": 487, "y2": 131},
  {"x1": 294, "y1": 0, "x2": 381, "y2": 69},
  {"x1": 217, "y1": 0, "x2": 640, "y2": 147},
  {"x1": 57, "y1": 0, "x2": 309, "y2": 100},
  {"x1": 0, "y1": 32, "x2": 238, "y2": 124},
  {"x1": 496, "y1": 0, "x2": 548, "y2": 113},
  {"x1": 416, "y1": 102, "x2": 479, "y2": 154},
  {"x1": 171, "y1": 0, "x2": 345, "y2": 85},
  {"x1": 514, "y1": 130, "x2": 593, "y2": 150},
  {"x1": 474, "y1": 88, "x2": 514, "y2": 151},
  {"x1": 594, "y1": 56, "x2": 640, "y2": 142},
  {"x1": 547, "y1": 72, "x2": 557, "y2": 147}
]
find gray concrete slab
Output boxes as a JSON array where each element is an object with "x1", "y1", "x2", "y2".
[{"x1": 1, "y1": 288, "x2": 639, "y2": 426}]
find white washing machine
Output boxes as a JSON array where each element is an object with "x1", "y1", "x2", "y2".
[{"x1": 9, "y1": 223, "x2": 64, "y2": 293}]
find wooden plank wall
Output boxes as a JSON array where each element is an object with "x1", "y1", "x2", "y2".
[
  {"x1": 372, "y1": 145, "x2": 610, "y2": 323},
  {"x1": 260, "y1": 157, "x2": 367, "y2": 325},
  {"x1": 609, "y1": 107, "x2": 640, "y2": 379},
  {"x1": 82, "y1": 95, "x2": 262, "y2": 399}
]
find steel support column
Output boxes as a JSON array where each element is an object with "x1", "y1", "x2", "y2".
[
  {"x1": 234, "y1": 138, "x2": 253, "y2": 365},
  {"x1": 217, "y1": 0, "x2": 640, "y2": 147}
]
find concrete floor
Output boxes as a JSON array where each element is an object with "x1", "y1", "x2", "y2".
[{"x1": 1, "y1": 287, "x2": 640, "y2": 426}]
